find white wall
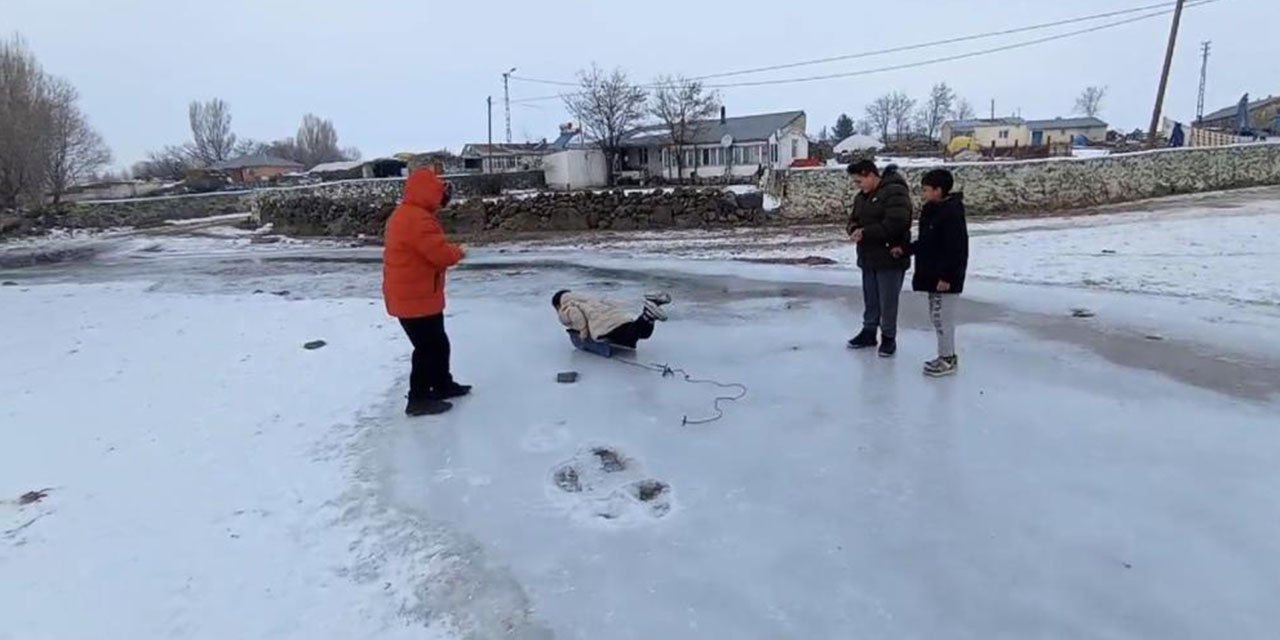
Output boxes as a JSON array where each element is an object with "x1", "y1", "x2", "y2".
[{"x1": 543, "y1": 149, "x2": 608, "y2": 190}]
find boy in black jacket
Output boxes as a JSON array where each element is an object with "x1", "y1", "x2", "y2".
[{"x1": 893, "y1": 169, "x2": 969, "y2": 377}]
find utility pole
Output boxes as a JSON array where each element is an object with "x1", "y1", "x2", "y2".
[
  {"x1": 1196, "y1": 40, "x2": 1211, "y2": 123},
  {"x1": 1147, "y1": 0, "x2": 1187, "y2": 148},
  {"x1": 502, "y1": 67, "x2": 517, "y2": 144},
  {"x1": 990, "y1": 99, "x2": 995, "y2": 120},
  {"x1": 486, "y1": 96, "x2": 493, "y2": 175}
]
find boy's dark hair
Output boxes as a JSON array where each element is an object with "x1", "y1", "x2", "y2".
[
  {"x1": 551, "y1": 289, "x2": 570, "y2": 309},
  {"x1": 846, "y1": 160, "x2": 879, "y2": 177},
  {"x1": 921, "y1": 168, "x2": 954, "y2": 195}
]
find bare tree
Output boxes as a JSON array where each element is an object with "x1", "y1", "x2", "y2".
[
  {"x1": 649, "y1": 75, "x2": 720, "y2": 182},
  {"x1": 563, "y1": 64, "x2": 648, "y2": 185},
  {"x1": 294, "y1": 114, "x2": 354, "y2": 168},
  {"x1": 915, "y1": 83, "x2": 956, "y2": 141},
  {"x1": 952, "y1": 98, "x2": 977, "y2": 121},
  {"x1": 0, "y1": 35, "x2": 51, "y2": 208},
  {"x1": 865, "y1": 95, "x2": 893, "y2": 144},
  {"x1": 132, "y1": 145, "x2": 194, "y2": 180},
  {"x1": 888, "y1": 91, "x2": 916, "y2": 141},
  {"x1": 855, "y1": 119, "x2": 874, "y2": 136},
  {"x1": 43, "y1": 77, "x2": 111, "y2": 203},
  {"x1": 188, "y1": 98, "x2": 237, "y2": 166},
  {"x1": 1074, "y1": 86, "x2": 1107, "y2": 117}
]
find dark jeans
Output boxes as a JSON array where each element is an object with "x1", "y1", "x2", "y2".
[
  {"x1": 399, "y1": 314, "x2": 453, "y2": 400},
  {"x1": 861, "y1": 267, "x2": 906, "y2": 339},
  {"x1": 601, "y1": 316, "x2": 655, "y2": 348}
]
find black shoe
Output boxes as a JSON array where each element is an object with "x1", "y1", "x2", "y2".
[
  {"x1": 878, "y1": 336, "x2": 897, "y2": 358},
  {"x1": 430, "y1": 382, "x2": 472, "y2": 400},
  {"x1": 847, "y1": 329, "x2": 878, "y2": 349},
  {"x1": 405, "y1": 398, "x2": 453, "y2": 417}
]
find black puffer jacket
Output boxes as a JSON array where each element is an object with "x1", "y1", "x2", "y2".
[
  {"x1": 847, "y1": 167, "x2": 913, "y2": 270},
  {"x1": 910, "y1": 193, "x2": 969, "y2": 294}
]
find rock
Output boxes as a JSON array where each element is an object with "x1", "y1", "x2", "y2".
[
  {"x1": 734, "y1": 191, "x2": 765, "y2": 210},
  {"x1": 303, "y1": 340, "x2": 327, "y2": 350},
  {"x1": 548, "y1": 206, "x2": 589, "y2": 231},
  {"x1": 1070, "y1": 308, "x2": 1096, "y2": 318},
  {"x1": 610, "y1": 216, "x2": 637, "y2": 231},
  {"x1": 271, "y1": 290, "x2": 291, "y2": 297},
  {"x1": 556, "y1": 371, "x2": 579, "y2": 384},
  {"x1": 651, "y1": 205, "x2": 674, "y2": 226},
  {"x1": 2, "y1": 281, "x2": 17, "y2": 286}
]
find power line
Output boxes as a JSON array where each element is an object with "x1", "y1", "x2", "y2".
[
  {"x1": 509, "y1": 0, "x2": 1215, "y2": 103},
  {"x1": 510, "y1": 0, "x2": 1192, "y2": 89}
]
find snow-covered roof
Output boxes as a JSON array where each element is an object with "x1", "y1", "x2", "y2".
[
  {"x1": 833, "y1": 134, "x2": 883, "y2": 153},
  {"x1": 1026, "y1": 117, "x2": 1108, "y2": 130},
  {"x1": 620, "y1": 110, "x2": 805, "y2": 147},
  {"x1": 946, "y1": 118, "x2": 1026, "y2": 131},
  {"x1": 211, "y1": 154, "x2": 304, "y2": 170},
  {"x1": 308, "y1": 160, "x2": 364, "y2": 174}
]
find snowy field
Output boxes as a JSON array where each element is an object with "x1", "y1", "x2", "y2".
[{"x1": 3, "y1": 188, "x2": 1280, "y2": 639}]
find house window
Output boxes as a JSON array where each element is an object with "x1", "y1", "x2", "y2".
[
  {"x1": 684, "y1": 149, "x2": 696, "y2": 168},
  {"x1": 770, "y1": 143, "x2": 779, "y2": 164},
  {"x1": 701, "y1": 148, "x2": 711, "y2": 166},
  {"x1": 999, "y1": 130, "x2": 1010, "y2": 139},
  {"x1": 791, "y1": 138, "x2": 799, "y2": 159},
  {"x1": 638, "y1": 148, "x2": 649, "y2": 165}
]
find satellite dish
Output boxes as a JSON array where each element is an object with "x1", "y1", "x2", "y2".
[{"x1": 720, "y1": 134, "x2": 734, "y2": 148}]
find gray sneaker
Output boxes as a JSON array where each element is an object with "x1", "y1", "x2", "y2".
[
  {"x1": 644, "y1": 291, "x2": 672, "y2": 306},
  {"x1": 642, "y1": 300, "x2": 668, "y2": 322},
  {"x1": 925, "y1": 356, "x2": 958, "y2": 377}
]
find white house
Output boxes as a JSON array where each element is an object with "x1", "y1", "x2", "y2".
[
  {"x1": 617, "y1": 109, "x2": 808, "y2": 181},
  {"x1": 543, "y1": 148, "x2": 608, "y2": 190},
  {"x1": 941, "y1": 118, "x2": 1030, "y2": 149},
  {"x1": 1025, "y1": 117, "x2": 1108, "y2": 145}
]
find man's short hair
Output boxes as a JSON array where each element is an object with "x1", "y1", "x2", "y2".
[
  {"x1": 846, "y1": 160, "x2": 879, "y2": 177},
  {"x1": 552, "y1": 289, "x2": 570, "y2": 308},
  {"x1": 921, "y1": 169, "x2": 954, "y2": 195}
]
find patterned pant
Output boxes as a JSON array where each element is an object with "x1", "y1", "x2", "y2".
[{"x1": 929, "y1": 293, "x2": 958, "y2": 358}]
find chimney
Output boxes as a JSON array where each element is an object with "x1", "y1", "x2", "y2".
[{"x1": 720, "y1": 106, "x2": 727, "y2": 125}]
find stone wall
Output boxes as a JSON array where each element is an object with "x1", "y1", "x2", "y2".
[
  {"x1": 774, "y1": 142, "x2": 1280, "y2": 220},
  {"x1": 255, "y1": 184, "x2": 768, "y2": 237},
  {"x1": 4, "y1": 191, "x2": 254, "y2": 236}
]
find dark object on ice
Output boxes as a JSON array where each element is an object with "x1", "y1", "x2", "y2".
[
  {"x1": 271, "y1": 290, "x2": 291, "y2": 297},
  {"x1": 553, "y1": 466, "x2": 581, "y2": 492},
  {"x1": 303, "y1": 340, "x2": 327, "y2": 350},
  {"x1": 738, "y1": 255, "x2": 838, "y2": 266},
  {"x1": 1070, "y1": 308, "x2": 1096, "y2": 318},
  {"x1": 428, "y1": 382, "x2": 472, "y2": 400},
  {"x1": 556, "y1": 371, "x2": 579, "y2": 383},
  {"x1": 632, "y1": 479, "x2": 668, "y2": 502},
  {"x1": 250, "y1": 235, "x2": 282, "y2": 245},
  {"x1": 1100, "y1": 249, "x2": 1117, "y2": 255},
  {"x1": 405, "y1": 397, "x2": 452, "y2": 417},
  {"x1": 1145, "y1": 334, "x2": 1165, "y2": 341},
  {"x1": 18, "y1": 489, "x2": 48, "y2": 505},
  {"x1": 2, "y1": 281, "x2": 17, "y2": 286},
  {"x1": 252, "y1": 289, "x2": 265, "y2": 294},
  {"x1": 847, "y1": 328, "x2": 878, "y2": 349},
  {"x1": 592, "y1": 447, "x2": 628, "y2": 472}
]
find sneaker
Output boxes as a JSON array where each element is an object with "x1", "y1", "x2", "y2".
[
  {"x1": 878, "y1": 336, "x2": 897, "y2": 358},
  {"x1": 429, "y1": 382, "x2": 472, "y2": 400},
  {"x1": 925, "y1": 356, "x2": 958, "y2": 377},
  {"x1": 847, "y1": 329, "x2": 878, "y2": 349},
  {"x1": 923, "y1": 357, "x2": 945, "y2": 373},
  {"x1": 642, "y1": 300, "x2": 668, "y2": 322},
  {"x1": 644, "y1": 291, "x2": 672, "y2": 306},
  {"x1": 405, "y1": 397, "x2": 453, "y2": 417}
]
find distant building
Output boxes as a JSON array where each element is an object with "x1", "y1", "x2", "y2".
[
  {"x1": 1025, "y1": 117, "x2": 1108, "y2": 145},
  {"x1": 307, "y1": 160, "x2": 365, "y2": 181},
  {"x1": 1198, "y1": 94, "x2": 1280, "y2": 133},
  {"x1": 617, "y1": 109, "x2": 808, "y2": 181},
  {"x1": 459, "y1": 142, "x2": 550, "y2": 173},
  {"x1": 211, "y1": 154, "x2": 304, "y2": 183},
  {"x1": 941, "y1": 118, "x2": 1029, "y2": 149}
]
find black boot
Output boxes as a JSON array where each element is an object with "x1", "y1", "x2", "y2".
[
  {"x1": 878, "y1": 336, "x2": 897, "y2": 358},
  {"x1": 430, "y1": 382, "x2": 472, "y2": 400},
  {"x1": 847, "y1": 328, "x2": 878, "y2": 349},
  {"x1": 405, "y1": 397, "x2": 453, "y2": 417}
]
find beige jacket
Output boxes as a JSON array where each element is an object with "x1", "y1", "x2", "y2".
[{"x1": 556, "y1": 292, "x2": 636, "y2": 340}]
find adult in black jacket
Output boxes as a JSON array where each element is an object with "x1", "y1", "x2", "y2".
[
  {"x1": 899, "y1": 168, "x2": 969, "y2": 377},
  {"x1": 846, "y1": 161, "x2": 912, "y2": 357}
]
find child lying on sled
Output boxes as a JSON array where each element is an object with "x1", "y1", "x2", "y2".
[{"x1": 552, "y1": 289, "x2": 671, "y2": 349}]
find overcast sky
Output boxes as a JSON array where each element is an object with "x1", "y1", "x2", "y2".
[{"x1": 8, "y1": 0, "x2": 1276, "y2": 169}]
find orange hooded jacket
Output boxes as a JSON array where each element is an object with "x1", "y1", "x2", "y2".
[{"x1": 382, "y1": 170, "x2": 464, "y2": 318}]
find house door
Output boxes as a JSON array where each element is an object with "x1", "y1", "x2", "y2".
[{"x1": 1031, "y1": 130, "x2": 1044, "y2": 146}]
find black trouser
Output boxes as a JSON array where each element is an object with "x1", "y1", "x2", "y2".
[
  {"x1": 601, "y1": 316, "x2": 654, "y2": 348},
  {"x1": 399, "y1": 314, "x2": 452, "y2": 400}
]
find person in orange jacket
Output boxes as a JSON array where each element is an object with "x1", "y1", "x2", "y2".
[{"x1": 383, "y1": 169, "x2": 469, "y2": 416}]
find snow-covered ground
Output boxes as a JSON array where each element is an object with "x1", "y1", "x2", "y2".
[{"x1": 3, "y1": 188, "x2": 1280, "y2": 638}]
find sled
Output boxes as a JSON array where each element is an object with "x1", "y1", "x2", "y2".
[{"x1": 567, "y1": 330, "x2": 635, "y2": 358}]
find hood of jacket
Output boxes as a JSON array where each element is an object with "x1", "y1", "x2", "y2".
[{"x1": 402, "y1": 169, "x2": 445, "y2": 212}]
